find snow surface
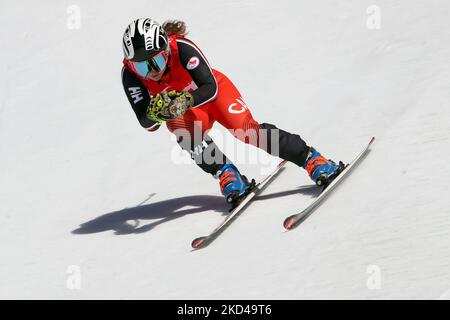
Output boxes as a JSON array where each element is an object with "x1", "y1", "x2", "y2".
[{"x1": 1, "y1": 0, "x2": 450, "y2": 299}]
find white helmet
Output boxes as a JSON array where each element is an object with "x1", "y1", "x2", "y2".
[{"x1": 122, "y1": 18, "x2": 169, "y2": 62}]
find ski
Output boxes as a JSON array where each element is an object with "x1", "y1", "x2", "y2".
[
  {"x1": 283, "y1": 137, "x2": 375, "y2": 230},
  {"x1": 192, "y1": 160, "x2": 288, "y2": 249}
]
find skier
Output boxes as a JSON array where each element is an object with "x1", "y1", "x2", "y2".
[{"x1": 121, "y1": 18, "x2": 342, "y2": 205}]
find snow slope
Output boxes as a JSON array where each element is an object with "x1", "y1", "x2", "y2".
[{"x1": 1, "y1": 0, "x2": 450, "y2": 299}]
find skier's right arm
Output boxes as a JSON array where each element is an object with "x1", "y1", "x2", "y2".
[{"x1": 121, "y1": 66, "x2": 160, "y2": 132}]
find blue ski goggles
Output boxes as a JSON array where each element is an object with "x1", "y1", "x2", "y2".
[{"x1": 130, "y1": 50, "x2": 169, "y2": 78}]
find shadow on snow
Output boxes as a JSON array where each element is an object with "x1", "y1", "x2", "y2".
[
  {"x1": 72, "y1": 185, "x2": 319, "y2": 236},
  {"x1": 72, "y1": 195, "x2": 227, "y2": 235}
]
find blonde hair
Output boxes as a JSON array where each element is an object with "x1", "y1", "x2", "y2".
[{"x1": 162, "y1": 20, "x2": 188, "y2": 36}]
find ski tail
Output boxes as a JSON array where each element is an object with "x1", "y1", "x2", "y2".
[{"x1": 192, "y1": 160, "x2": 288, "y2": 249}]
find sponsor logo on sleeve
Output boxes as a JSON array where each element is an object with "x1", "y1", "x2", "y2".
[
  {"x1": 128, "y1": 87, "x2": 143, "y2": 104},
  {"x1": 186, "y1": 56, "x2": 200, "y2": 70}
]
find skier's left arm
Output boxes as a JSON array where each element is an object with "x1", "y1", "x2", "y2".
[{"x1": 176, "y1": 39, "x2": 218, "y2": 108}]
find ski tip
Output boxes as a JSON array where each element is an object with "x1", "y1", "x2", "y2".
[
  {"x1": 191, "y1": 236, "x2": 208, "y2": 249},
  {"x1": 283, "y1": 215, "x2": 298, "y2": 230}
]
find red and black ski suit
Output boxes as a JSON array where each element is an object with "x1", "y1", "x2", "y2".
[{"x1": 122, "y1": 34, "x2": 310, "y2": 175}]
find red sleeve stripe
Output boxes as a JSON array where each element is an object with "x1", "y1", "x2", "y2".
[{"x1": 146, "y1": 123, "x2": 160, "y2": 131}]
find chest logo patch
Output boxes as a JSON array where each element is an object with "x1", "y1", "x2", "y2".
[{"x1": 186, "y1": 56, "x2": 200, "y2": 70}]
